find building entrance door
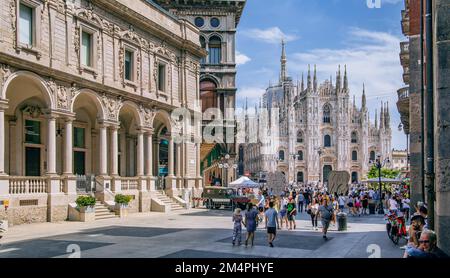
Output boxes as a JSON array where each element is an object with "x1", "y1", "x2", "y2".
[
  {"x1": 323, "y1": 165, "x2": 332, "y2": 183},
  {"x1": 74, "y1": 151, "x2": 86, "y2": 175},
  {"x1": 25, "y1": 147, "x2": 41, "y2": 176}
]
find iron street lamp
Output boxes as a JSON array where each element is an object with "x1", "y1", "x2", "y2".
[
  {"x1": 218, "y1": 154, "x2": 238, "y2": 187},
  {"x1": 370, "y1": 155, "x2": 390, "y2": 214}
]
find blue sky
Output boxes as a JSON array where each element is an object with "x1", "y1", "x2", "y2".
[{"x1": 234, "y1": 0, "x2": 406, "y2": 149}]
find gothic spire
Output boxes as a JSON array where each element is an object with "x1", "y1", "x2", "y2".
[
  {"x1": 375, "y1": 109, "x2": 378, "y2": 129},
  {"x1": 307, "y1": 64, "x2": 312, "y2": 91},
  {"x1": 245, "y1": 97, "x2": 248, "y2": 111},
  {"x1": 343, "y1": 65, "x2": 348, "y2": 91},
  {"x1": 380, "y1": 102, "x2": 385, "y2": 129},
  {"x1": 385, "y1": 102, "x2": 390, "y2": 129},
  {"x1": 362, "y1": 83, "x2": 367, "y2": 109},
  {"x1": 301, "y1": 72, "x2": 304, "y2": 92},
  {"x1": 330, "y1": 75, "x2": 333, "y2": 87},
  {"x1": 280, "y1": 40, "x2": 287, "y2": 84},
  {"x1": 336, "y1": 65, "x2": 341, "y2": 93},
  {"x1": 313, "y1": 65, "x2": 317, "y2": 92}
]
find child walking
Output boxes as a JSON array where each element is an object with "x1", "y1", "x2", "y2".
[{"x1": 232, "y1": 208, "x2": 244, "y2": 246}]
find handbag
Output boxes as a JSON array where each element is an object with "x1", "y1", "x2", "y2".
[{"x1": 307, "y1": 208, "x2": 312, "y2": 215}]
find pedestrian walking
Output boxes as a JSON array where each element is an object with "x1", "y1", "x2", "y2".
[
  {"x1": 244, "y1": 203, "x2": 259, "y2": 247},
  {"x1": 232, "y1": 208, "x2": 244, "y2": 246},
  {"x1": 298, "y1": 191, "x2": 305, "y2": 213},
  {"x1": 287, "y1": 197, "x2": 297, "y2": 230},
  {"x1": 338, "y1": 193, "x2": 346, "y2": 213},
  {"x1": 265, "y1": 201, "x2": 279, "y2": 247},
  {"x1": 307, "y1": 199, "x2": 319, "y2": 230},
  {"x1": 318, "y1": 198, "x2": 334, "y2": 240}
]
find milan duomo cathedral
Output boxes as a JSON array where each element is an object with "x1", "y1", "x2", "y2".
[{"x1": 241, "y1": 42, "x2": 392, "y2": 185}]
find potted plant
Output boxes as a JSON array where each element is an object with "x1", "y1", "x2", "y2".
[
  {"x1": 75, "y1": 196, "x2": 96, "y2": 213},
  {"x1": 115, "y1": 194, "x2": 132, "y2": 217},
  {"x1": 115, "y1": 194, "x2": 132, "y2": 208}
]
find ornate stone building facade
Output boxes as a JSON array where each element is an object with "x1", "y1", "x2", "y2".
[
  {"x1": 0, "y1": 0, "x2": 204, "y2": 225},
  {"x1": 242, "y1": 43, "x2": 392, "y2": 185},
  {"x1": 154, "y1": 0, "x2": 246, "y2": 187}
]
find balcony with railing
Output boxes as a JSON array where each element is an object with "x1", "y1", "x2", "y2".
[
  {"x1": 400, "y1": 41, "x2": 410, "y2": 67},
  {"x1": 396, "y1": 86, "x2": 410, "y2": 134},
  {"x1": 9, "y1": 177, "x2": 48, "y2": 195},
  {"x1": 401, "y1": 9, "x2": 410, "y2": 36}
]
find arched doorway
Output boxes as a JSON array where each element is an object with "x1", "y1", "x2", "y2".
[
  {"x1": 200, "y1": 79, "x2": 217, "y2": 113},
  {"x1": 352, "y1": 172, "x2": 358, "y2": 183},
  {"x1": 4, "y1": 73, "x2": 53, "y2": 177},
  {"x1": 118, "y1": 103, "x2": 142, "y2": 177},
  {"x1": 297, "y1": 172, "x2": 304, "y2": 183},
  {"x1": 152, "y1": 110, "x2": 174, "y2": 191},
  {"x1": 72, "y1": 90, "x2": 104, "y2": 176},
  {"x1": 323, "y1": 165, "x2": 333, "y2": 183}
]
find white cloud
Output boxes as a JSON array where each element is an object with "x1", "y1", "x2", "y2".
[
  {"x1": 236, "y1": 51, "x2": 251, "y2": 66},
  {"x1": 242, "y1": 27, "x2": 298, "y2": 44},
  {"x1": 236, "y1": 87, "x2": 266, "y2": 108},
  {"x1": 290, "y1": 27, "x2": 406, "y2": 149}
]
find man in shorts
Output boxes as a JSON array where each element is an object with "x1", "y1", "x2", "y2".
[{"x1": 265, "y1": 201, "x2": 279, "y2": 247}]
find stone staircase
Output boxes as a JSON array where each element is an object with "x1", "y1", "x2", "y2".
[
  {"x1": 95, "y1": 201, "x2": 118, "y2": 220},
  {"x1": 154, "y1": 191, "x2": 185, "y2": 211}
]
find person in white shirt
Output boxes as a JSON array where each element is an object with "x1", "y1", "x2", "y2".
[
  {"x1": 389, "y1": 195, "x2": 398, "y2": 213},
  {"x1": 402, "y1": 196, "x2": 411, "y2": 221},
  {"x1": 338, "y1": 193, "x2": 346, "y2": 212}
]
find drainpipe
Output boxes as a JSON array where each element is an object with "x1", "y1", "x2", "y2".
[
  {"x1": 425, "y1": 0, "x2": 435, "y2": 230},
  {"x1": 420, "y1": 0, "x2": 425, "y2": 202}
]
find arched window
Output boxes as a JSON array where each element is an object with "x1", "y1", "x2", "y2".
[
  {"x1": 352, "y1": 150, "x2": 358, "y2": 161},
  {"x1": 200, "y1": 80, "x2": 217, "y2": 113},
  {"x1": 370, "y1": 151, "x2": 376, "y2": 161},
  {"x1": 297, "y1": 131, "x2": 304, "y2": 143},
  {"x1": 323, "y1": 104, "x2": 331, "y2": 123},
  {"x1": 351, "y1": 131, "x2": 358, "y2": 143},
  {"x1": 200, "y1": 36, "x2": 206, "y2": 64},
  {"x1": 297, "y1": 172, "x2": 304, "y2": 183},
  {"x1": 279, "y1": 150, "x2": 285, "y2": 161},
  {"x1": 324, "y1": 135, "x2": 331, "y2": 147},
  {"x1": 297, "y1": 150, "x2": 303, "y2": 161},
  {"x1": 208, "y1": 36, "x2": 221, "y2": 64},
  {"x1": 352, "y1": 172, "x2": 358, "y2": 183}
]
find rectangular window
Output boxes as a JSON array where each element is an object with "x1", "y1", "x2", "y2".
[
  {"x1": 73, "y1": 127, "x2": 85, "y2": 148},
  {"x1": 158, "y1": 64, "x2": 166, "y2": 92},
  {"x1": 125, "y1": 50, "x2": 133, "y2": 81},
  {"x1": 209, "y1": 46, "x2": 221, "y2": 64},
  {"x1": 25, "y1": 120, "x2": 41, "y2": 144},
  {"x1": 81, "y1": 31, "x2": 92, "y2": 67},
  {"x1": 19, "y1": 3, "x2": 33, "y2": 45}
]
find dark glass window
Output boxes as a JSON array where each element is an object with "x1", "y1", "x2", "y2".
[
  {"x1": 210, "y1": 18, "x2": 220, "y2": 28},
  {"x1": 25, "y1": 120, "x2": 41, "y2": 144},
  {"x1": 352, "y1": 151, "x2": 358, "y2": 161},
  {"x1": 297, "y1": 151, "x2": 303, "y2": 161},
  {"x1": 323, "y1": 104, "x2": 331, "y2": 123},
  {"x1": 297, "y1": 172, "x2": 304, "y2": 183},
  {"x1": 19, "y1": 4, "x2": 33, "y2": 45},
  {"x1": 74, "y1": 127, "x2": 85, "y2": 148},
  {"x1": 200, "y1": 36, "x2": 206, "y2": 64},
  {"x1": 297, "y1": 131, "x2": 303, "y2": 143},
  {"x1": 324, "y1": 135, "x2": 331, "y2": 147},
  {"x1": 370, "y1": 151, "x2": 376, "y2": 161},
  {"x1": 194, "y1": 17, "x2": 204, "y2": 27},
  {"x1": 208, "y1": 36, "x2": 221, "y2": 64},
  {"x1": 279, "y1": 150, "x2": 285, "y2": 161},
  {"x1": 158, "y1": 64, "x2": 166, "y2": 92},
  {"x1": 351, "y1": 132, "x2": 358, "y2": 143},
  {"x1": 125, "y1": 50, "x2": 133, "y2": 81}
]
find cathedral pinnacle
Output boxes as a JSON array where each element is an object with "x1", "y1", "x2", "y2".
[
  {"x1": 301, "y1": 72, "x2": 304, "y2": 92},
  {"x1": 313, "y1": 65, "x2": 317, "y2": 92},
  {"x1": 343, "y1": 65, "x2": 348, "y2": 91},
  {"x1": 362, "y1": 83, "x2": 367, "y2": 109},
  {"x1": 280, "y1": 40, "x2": 287, "y2": 84},
  {"x1": 307, "y1": 64, "x2": 312, "y2": 91},
  {"x1": 336, "y1": 65, "x2": 341, "y2": 93}
]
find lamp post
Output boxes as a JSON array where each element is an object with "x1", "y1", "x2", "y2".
[
  {"x1": 370, "y1": 155, "x2": 390, "y2": 214},
  {"x1": 218, "y1": 154, "x2": 238, "y2": 187},
  {"x1": 315, "y1": 147, "x2": 323, "y2": 187}
]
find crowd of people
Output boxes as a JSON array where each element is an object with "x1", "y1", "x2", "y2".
[{"x1": 230, "y1": 183, "x2": 448, "y2": 258}]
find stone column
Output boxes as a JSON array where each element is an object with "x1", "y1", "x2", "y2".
[
  {"x1": 137, "y1": 130, "x2": 144, "y2": 176},
  {"x1": 47, "y1": 115, "x2": 57, "y2": 175},
  {"x1": 63, "y1": 118, "x2": 73, "y2": 175},
  {"x1": 0, "y1": 106, "x2": 6, "y2": 175},
  {"x1": 145, "y1": 131, "x2": 153, "y2": 177},
  {"x1": 99, "y1": 124, "x2": 108, "y2": 176},
  {"x1": 110, "y1": 125, "x2": 119, "y2": 176},
  {"x1": 168, "y1": 137, "x2": 174, "y2": 177}
]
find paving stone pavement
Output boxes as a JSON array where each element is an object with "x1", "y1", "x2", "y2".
[{"x1": 0, "y1": 209, "x2": 404, "y2": 258}]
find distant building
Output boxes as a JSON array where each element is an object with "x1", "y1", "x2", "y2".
[
  {"x1": 391, "y1": 150, "x2": 408, "y2": 171},
  {"x1": 241, "y1": 42, "x2": 392, "y2": 185}
]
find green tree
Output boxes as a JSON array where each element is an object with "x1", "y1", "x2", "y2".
[{"x1": 367, "y1": 166, "x2": 400, "y2": 179}]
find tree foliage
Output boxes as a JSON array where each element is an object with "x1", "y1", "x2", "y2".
[{"x1": 367, "y1": 166, "x2": 400, "y2": 179}]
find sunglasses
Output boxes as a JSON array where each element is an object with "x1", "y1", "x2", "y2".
[{"x1": 419, "y1": 240, "x2": 430, "y2": 244}]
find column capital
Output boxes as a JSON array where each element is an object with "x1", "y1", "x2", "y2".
[{"x1": 109, "y1": 123, "x2": 121, "y2": 131}]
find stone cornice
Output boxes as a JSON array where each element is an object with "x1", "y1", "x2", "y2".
[
  {"x1": 0, "y1": 53, "x2": 201, "y2": 116},
  {"x1": 92, "y1": 0, "x2": 206, "y2": 59}
]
